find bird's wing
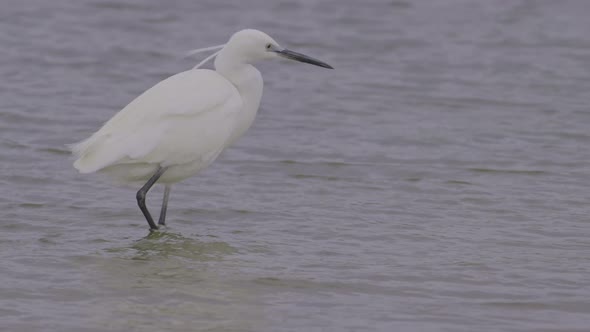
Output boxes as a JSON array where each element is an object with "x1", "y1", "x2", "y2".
[{"x1": 71, "y1": 69, "x2": 242, "y2": 173}]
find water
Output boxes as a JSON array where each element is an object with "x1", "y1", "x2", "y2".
[{"x1": 1, "y1": 0, "x2": 590, "y2": 331}]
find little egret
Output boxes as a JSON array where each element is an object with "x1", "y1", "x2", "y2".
[{"x1": 70, "y1": 29, "x2": 332, "y2": 230}]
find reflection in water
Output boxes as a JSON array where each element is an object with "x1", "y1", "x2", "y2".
[
  {"x1": 98, "y1": 231, "x2": 237, "y2": 290},
  {"x1": 86, "y1": 233, "x2": 264, "y2": 331},
  {"x1": 106, "y1": 231, "x2": 237, "y2": 261}
]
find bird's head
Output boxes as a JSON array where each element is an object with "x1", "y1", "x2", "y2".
[{"x1": 216, "y1": 29, "x2": 333, "y2": 69}]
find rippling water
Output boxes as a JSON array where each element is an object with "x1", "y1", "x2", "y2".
[{"x1": 2, "y1": 0, "x2": 590, "y2": 331}]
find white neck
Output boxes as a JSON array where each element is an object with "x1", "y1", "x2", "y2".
[{"x1": 214, "y1": 50, "x2": 264, "y2": 146}]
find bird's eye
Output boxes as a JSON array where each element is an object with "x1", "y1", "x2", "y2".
[{"x1": 265, "y1": 43, "x2": 272, "y2": 50}]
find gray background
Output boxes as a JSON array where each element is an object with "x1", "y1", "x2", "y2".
[{"x1": 1, "y1": 0, "x2": 589, "y2": 331}]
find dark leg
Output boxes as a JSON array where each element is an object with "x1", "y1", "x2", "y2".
[
  {"x1": 158, "y1": 185, "x2": 171, "y2": 226},
  {"x1": 136, "y1": 167, "x2": 168, "y2": 230}
]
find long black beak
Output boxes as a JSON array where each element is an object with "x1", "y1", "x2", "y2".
[{"x1": 276, "y1": 48, "x2": 334, "y2": 69}]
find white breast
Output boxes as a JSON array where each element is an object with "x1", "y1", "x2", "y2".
[{"x1": 223, "y1": 64, "x2": 264, "y2": 147}]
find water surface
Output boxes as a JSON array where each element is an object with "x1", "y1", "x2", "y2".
[{"x1": 1, "y1": 0, "x2": 590, "y2": 331}]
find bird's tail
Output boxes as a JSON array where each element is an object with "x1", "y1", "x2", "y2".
[{"x1": 67, "y1": 134, "x2": 108, "y2": 173}]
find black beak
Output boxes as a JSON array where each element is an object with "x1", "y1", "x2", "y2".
[{"x1": 276, "y1": 48, "x2": 334, "y2": 69}]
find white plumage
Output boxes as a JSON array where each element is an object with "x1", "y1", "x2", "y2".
[
  {"x1": 71, "y1": 29, "x2": 332, "y2": 230},
  {"x1": 72, "y1": 70, "x2": 243, "y2": 183}
]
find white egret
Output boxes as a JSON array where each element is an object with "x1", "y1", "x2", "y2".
[{"x1": 70, "y1": 29, "x2": 333, "y2": 230}]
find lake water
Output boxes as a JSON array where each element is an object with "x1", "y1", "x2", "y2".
[{"x1": 1, "y1": 0, "x2": 590, "y2": 331}]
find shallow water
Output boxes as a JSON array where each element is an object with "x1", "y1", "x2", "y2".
[{"x1": 1, "y1": 0, "x2": 590, "y2": 331}]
